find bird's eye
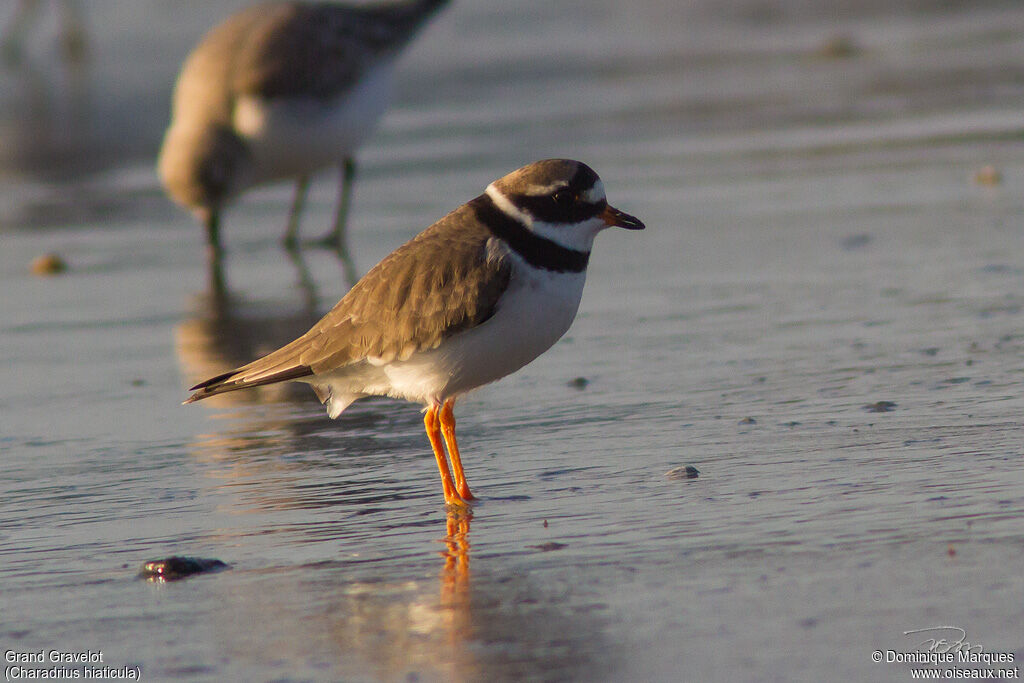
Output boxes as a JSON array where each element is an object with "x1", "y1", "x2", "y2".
[{"x1": 552, "y1": 190, "x2": 575, "y2": 206}]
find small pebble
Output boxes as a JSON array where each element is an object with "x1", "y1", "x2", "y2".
[
  {"x1": 863, "y1": 401, "x2": 897, "y2": 413},
  {"x1": 30, "y1": 253, "x2": 68, "y2": 276},
  {"x1": 973, "y1": 165, "x2": 1002, "y2": 186},
  {"x1": 138, "y1": 556, "x2": 229, "y2": 582},
  {"x1": 738, "y1": 417, "x2": 757, "y2": 425},
  {"x1": 567, "y1": 377, "x2": 589, "y2": 390},
  {"x1": 814, "y1": 34, "x2": 860, "y2": 59},
  {"x1": 840, "y1": 233, "x2": 871, "y2": 250},
  {"x1": 665, "y1": 465, "x2": 700, "y2": 480}
]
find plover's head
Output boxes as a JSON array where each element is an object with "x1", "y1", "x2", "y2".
[{"x1": 485, "y1": 159, "x2": 644, "y2": 253}]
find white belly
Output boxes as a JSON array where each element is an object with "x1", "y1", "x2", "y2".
[{"x1": 232, "y1": 62, "x2": 394, "y2": 182}]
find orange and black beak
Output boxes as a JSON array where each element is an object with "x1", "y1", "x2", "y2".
[{"x1": 601, "y1": 204, "x2": 645, "y2": 230}]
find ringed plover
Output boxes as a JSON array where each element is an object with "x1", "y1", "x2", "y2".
[{"x1": 184, "y1": 159, "x2": 645, "y2": 506}]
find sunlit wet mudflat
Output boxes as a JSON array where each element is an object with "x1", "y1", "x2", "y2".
[{"x1": 2, "y1": 1, "x2": 1023, "y2": 681}]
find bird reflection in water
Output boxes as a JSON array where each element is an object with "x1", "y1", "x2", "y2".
[
  {"x1": 177, "y1": 217, "x2": 365, "y2": 406},
  {"x1": 440, "y1": 508, "x2": 472, "y2": 608},
  {"x1": 204, "y1": 225, "x2": 359, "y2": 302},
  {"x1": 175, "y1": 283, "x2": 324, "y2": 409},
  {"x1": 175, "y1": 275, "x2": 484, "y2": 679},
  {"x1": 176, "y1": 264, "x2": 439, "y2": 506},
  {"x1": 180, "y1": 391, "x2": 608, "y2": 678},
  {"x1": 434, "y1": 508, "x2": 476, "y2": 679},
  {"x1": 182, "y1": 409, "x2": 484, "y2": 679}
]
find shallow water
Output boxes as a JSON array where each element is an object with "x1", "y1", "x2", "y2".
[{"x1": 2, "y1": 1, "x2": 1024, "y2": 681}]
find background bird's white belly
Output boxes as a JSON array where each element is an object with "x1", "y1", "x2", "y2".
[
  {"x1": 232, "y1": 62, "x2": 395, "y2": 182},
  {"x1": 383, "y1": 266, "x2": 588, "y2": 404}
]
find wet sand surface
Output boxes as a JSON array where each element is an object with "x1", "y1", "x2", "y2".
[{"x1": 2, "y1": 1, "x2": 1023, "y2": 681}]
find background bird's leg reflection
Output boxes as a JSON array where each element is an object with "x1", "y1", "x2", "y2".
[
  {"x1": 319, "y1": 157, "x2": 356, "y2": 248},
  {"x1": 283, "y1": 242, "x2": 321, "y2": 312},
  {"x1": 282, "y1": 175, "x2": 311, "y2": 250},
  {"x1": 332, "y1": 233, "x2": 360, "y2": 290},
  {"x1": 176, "y1": 281, "x2": 324, "y2": 408},
  {"x1": 204, "y1": 207, "x2": 360, "y2": 300},
  {"x1": 203, "y1": 211, "x2": 227, "y2": 297}
]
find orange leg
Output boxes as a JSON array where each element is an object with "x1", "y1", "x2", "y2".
[
  {"x1": 440, "y1": 400, "x2": 475, "y2": 501},
  {"x1": 424, "y1": 404, "x2": 464, "y2": 506}
]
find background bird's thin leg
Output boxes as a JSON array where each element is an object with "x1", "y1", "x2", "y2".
[
  {"x1": 319, "y1": 157, "x2": 355, "y2": 249},
  {"x1": 204, "y1": 211, "x2": 226, "y2": 296},
  {"x1": 440, "y1": 400, "x2": 475, "y2": 500},
  {"x1": 425, "y1": 405, "x2": 463, "y2": 505},
  {"x1": 57, "y1": 0, "x2": 87, "y2": 62},
  {"x1": 328, "y1": 159, "x2": 359, "y2": 287},
  {"x1": 283, "y1": 175, "x2": 310, "y2": 249}
]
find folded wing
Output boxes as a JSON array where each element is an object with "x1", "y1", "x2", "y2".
[{"x1": 184, "y1": 201, "x2": 511, "y2": 404}]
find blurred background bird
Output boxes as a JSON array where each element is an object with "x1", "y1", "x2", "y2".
[{"x1": 157, "y1": 0, "x2": 450, "y2": 288}]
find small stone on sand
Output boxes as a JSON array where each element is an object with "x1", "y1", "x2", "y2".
[
  {"x1": 840, "y1": 233, "x2": 872, "y2": 250},
  {"x1": 138, "y1": 556, "x2": 229, "y2": 582},
  {"x1": 814, "y1": 34, "x2": 860, "y2": 59},
  {"x1": 666, "y1": 465, "x2": 700, "y2": 480},
  {"x1": 973, "y1": 165, "x2": 1002, "y2": 186},
  {"x1": 30, "y1": 253, "x2": 68, "y2": 276}
]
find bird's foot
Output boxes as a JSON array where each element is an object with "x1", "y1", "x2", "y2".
[{"x1": 444, "y1": 493, "x2": 474, "y2": 510}]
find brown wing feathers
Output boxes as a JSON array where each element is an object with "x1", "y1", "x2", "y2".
[
  {"x1": 184, "y1": 201, "x2": 512, "y2": 405},
  {"x1": 184, "y1": 363, "x2": 314, "y2": 403},
  {"x1": 236, "y1": 1, "x2": 449, "y2": 101}
]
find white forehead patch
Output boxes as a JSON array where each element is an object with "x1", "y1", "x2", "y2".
[
  {"x1": 528, "y1": 181, "x2": 570, "y2": 195},
  {"x1": 582, "y1": 179, "x2": 606, "y2": 204}
]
